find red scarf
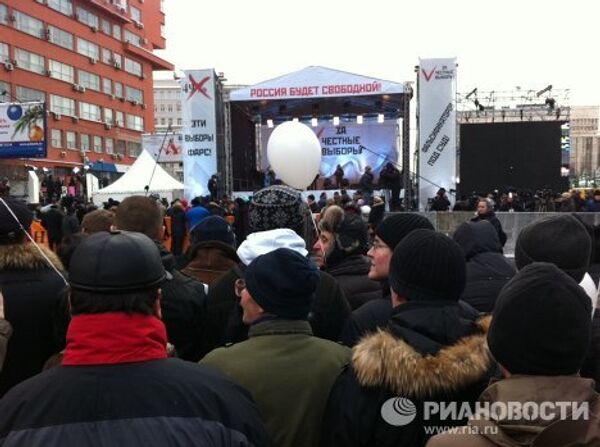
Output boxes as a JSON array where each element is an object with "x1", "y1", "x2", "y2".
[{"x1": 63, "y1": 313, "x2": 168, "y2": 366}]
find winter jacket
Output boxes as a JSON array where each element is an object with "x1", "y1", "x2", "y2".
[
  {"x1": 341, "y1": 294, "x2": 392, "y2": 347},
  {"x1": 202, "y1": 230, "x2": 350, "y2": 355},
  {"x1": 427, "y1": 376, "x2": 600, "y2": 447},
  {"x1": 0, "y1": 315, "x2": 271, "y2": 447},
  {"x1": 321, "y1": 301, "x2": 496, "y2": 447},
  {"x1": 41, "y1": 207, "x2": 64, "y2": 242},
  {"x1": 471, "y1": 211, "x2": 507, "y2": 248},
  {"x1": 202, "y1": 319, "x2": 349, "y2": 447},
  {"x1": 430, "y1": 196, "x2": 451, "y2": 211},
  {"x1": 453, "y1": 221, "x2": 515, "y2": 313},
  {"x1": 581, "y1": 307, "x2": 600, "y2": 392},
  {"x1": 0, "y1": 320, "x2": 12, "y2": 372},
  {"x1": 326, "y1": 254, "x2": 382, "y2": 310},
  {"x1": 0, "y1": 243, "x2": 67, "y2": 397},
  {"x1": 61, "y1": 214, "x2": 80, "y2": 238},
  {"x1": 156, "y1": 242, "x2": 208, "y2": 362},
  {"x1": 182, "y1": 241, "x2": 239, "y2": 286},
  {"x1": 359, "y1": 172, "x2": 375, "y2": 193}
]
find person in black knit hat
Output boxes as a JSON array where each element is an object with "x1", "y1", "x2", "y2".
[
  {"x1": 428, "y1": 262, "x2": 600, "y2": 447},
  {"x1": 341, "y1": 213, "x2": 434, "y2": 345},
  {"x1": 322, "y1": 229, "x2": 495, "y2": 447}
]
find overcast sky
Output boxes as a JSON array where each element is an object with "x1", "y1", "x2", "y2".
[{"x1": 155, "y1": 0, "x2": 599, "y2": 107}]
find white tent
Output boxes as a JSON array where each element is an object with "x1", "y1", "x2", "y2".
[{"x1": 92, "y1": 150, "x2": 184, "y2": 204}]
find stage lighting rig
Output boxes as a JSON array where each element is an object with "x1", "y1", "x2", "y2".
[{"x1": 536, "y1": 85, "x2": 552, "y2": 97}]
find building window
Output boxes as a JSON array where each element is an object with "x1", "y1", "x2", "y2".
[
  {"x1": 126, "y1": 114, "x2": 144, "y2": 131},
  {"x1": 112, "y1": 24, "x2": 121, "y2": 41},
  {"x1": 76, "y1": 7, "x2": 98, "y2": 29},
  {"x1": 101, "y1": 18, "x2": 111, "y2": 35},
  {"x1": 125, "y1": 86, "x2": 143, "y2": 103},
  {"x1": 51, "y1": 129, "x2": 62, "y2": 148},
  {"x1": 104, "y1": 108, "x2": 113, "y2": 124},
  {"x1": 0, "y1": 4, "x2": 7, "y2": 25},
  {"x1": 66, "y1": 131, "x2": 77, "y2": 149},
  {"x1": 168, "y1": 118, "x2": 173, "y2": 126},
  {"x1": 50, "y1": 94, "x2": 75, "y2": 116},
  {"x1": 177, "y1": 118, "x2": 182, "y2": 126},
  {"x1": 123, "y1": 30, "x2": 141, "y2": 48},
  {"x1": 114, "y1": 82, "x2": 123, "y2": 98},
  {"x1": 79, "y1": 101, "x2": 101, "y2": 122},
  {"x1": 160, "y1": 118, "x2": 165, "y2": 125},
  {"x1": 0, "y1": 81, "x2": 8, "y2": 101},
  {"x1": 0, "y1": 42, "x2": 8, "y2": 61},
  {"x1": 77, "y1": 38, "x2": 99, "y2": 60},
  {"x1": 14, "y1": 11, "x2": 44, "y2": 39},
  {"x1": 130, "y1": 5, "x2": 141, "y2": 22},
  {"x1": 128, "y1": 141, "x2": 141, "y2": 157},
  {"x1": 78, "y1": 70, "x2": 100, "y2": 91},
  {"x1": 103, "y1": 78, "x2": 112, "y2": 95},
  {"x1": 112, "y1": 53, "x2": 122, "y2": 68},
  {"x1": 47, "y1": 26, "x2": 74, "y2": 50},
  {"x1": 176, "y1": 103, "x2": 181, "y2": 112},
  {"x1": 105, "y1": 137, "x2": 114, "y2": 154},
  {"x1": 102, "y1": 48, "x2": 112, "y2": 64},
  {"x1": 93, "y1": 135, "x2": 102, "y2": 153},
  {"x1": 49, "y1": 60, "x2": 74, "y2": 83},
  {"x1": 154, "y1": 118, "x2": 158, "y2": 125},
  {"x1": 116, "y1": 140, "x2": 126, "y2": 155},
  {"x1": 16, "y1": 86, "x2": 45, "y2": 102},
  {"x1": 167, "y1": 104, "x2": 173, "y2": 112},
  {"x1": 124, "y1": 57, "x2": 142, "y2": 76},
  {"x1": 15, "y1": 48, "x2": 45, "y2": 75},
  {"x1": 47, "y1": 0, "x2": 73, "y2": 16},
  {"x1": 80, "y1": 134, "x2": 90, "y2": 152},
  {"x1": 115, "y1": 111, "x2": 124, "y2": 127}
]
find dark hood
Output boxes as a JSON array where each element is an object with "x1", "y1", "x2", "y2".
[{"x1": 453, "y1": 221, "x2": 502, "y2": 260}]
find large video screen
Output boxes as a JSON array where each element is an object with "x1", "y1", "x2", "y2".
[{"x1": 459, "y1": 121, "x2": 564, "y2": 195}]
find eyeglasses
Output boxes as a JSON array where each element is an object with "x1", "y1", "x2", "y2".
[
  {"x1": 371, "y1": 240, "x2": 390, "y2": 251},
  {"x1": 234, "y1": 278, "x2": 246, "y2": 297}
]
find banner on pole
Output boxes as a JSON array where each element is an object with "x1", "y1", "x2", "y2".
[
  {"x1": 181, "y1": 69, "x2": 217, "y2": 200},
  {"x1": 418, "y1": 58, "x2": 457, "y2": 211}
]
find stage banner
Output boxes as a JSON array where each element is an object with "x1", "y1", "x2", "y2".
[
  {"x1": 0, "y1": 102, "x2": 47, "y2": 159},
  {"x1": 181, "y1": 69, "x2": 217, "y2": 200},
  {"x1": 261, "y1": 121, "x2": 397, "y2": 184},
  {"x1": 418, "y1": 58, "x2": 457, "y2": 211},
  {"x1": 142, "y1": 133, "x2": 183, "y2": 163}
]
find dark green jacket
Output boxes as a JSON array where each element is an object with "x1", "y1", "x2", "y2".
[{"x1": 202, "y1": 319, "x2": 350, "y2": 447}]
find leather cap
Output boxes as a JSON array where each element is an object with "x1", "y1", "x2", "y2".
[{"x1": 69, "y1": 230, "x2": 169, "y2": 293}]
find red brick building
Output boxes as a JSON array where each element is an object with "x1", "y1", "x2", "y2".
[{"x1": 0, "y1": 0, "x2": 173, "y2": 194}]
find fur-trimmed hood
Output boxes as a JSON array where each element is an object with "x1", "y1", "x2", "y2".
[
  {"x1": 0, "y1": 242, "x2": 64, "y2": 271},
  {"x1": 352, "y1": 314, "x2": 492, "y2": 399}
]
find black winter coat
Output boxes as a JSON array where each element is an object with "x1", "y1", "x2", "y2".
[
  {"x1": 0, "y1": 358, "x2": 271, "y2": 446},
  {"x1": 581, "y1": 308, "x2": 600, "y2": 392},
  {"x1": 341, "y1": 295, "x2": 392, "y2": 347},
  {"x1": 0, "y1": 243, "x2": 67, "y2": 397},
  {"x1": 471, "y1": 211, "x2": 507, "y2": 247},
  {"x1": 326, "y1": 255, "x2": 381, "y2": 310},
  {"x1": 156, "y1": 242, "x2": 207, "y2": 362},
  {"x1": 203, "y1": 266, "x2": 351, "y2": 356},
  {"x1": 321, "y1": 301, "x2": 497, "y2": 447},
  {"x1": 453, "y1": 221, "x2": 515, "y2": 313},
  {"x1": 41, "y1": 207, "x2": 64, "y2": 242}
]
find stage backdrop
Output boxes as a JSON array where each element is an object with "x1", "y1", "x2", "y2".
[
  {"x1": 181, "y1": 69, "x2": 217, "y2": 200},
  {"x1": 418, "y1": 58, "x2": 457, "y2": 210},
  {"x1": 459, "y1": 121, "x2": 565, "y2": 194},
  {"x1": 260, "y1": 121, "x2": 397, "y2": 184},
  {"x1": 0, "y1": 102, "x2": 46, "y2": 158}
]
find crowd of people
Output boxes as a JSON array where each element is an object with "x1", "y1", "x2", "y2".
[{"x1": 0, "y1": 185, "x2": 599, "y2": 446}]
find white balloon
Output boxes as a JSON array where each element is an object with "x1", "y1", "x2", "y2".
[{"x1": 267, "y1": 121, "x2": 322, "y2": 190}]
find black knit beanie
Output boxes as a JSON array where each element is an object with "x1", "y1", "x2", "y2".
[
  {"x1": 389, "y1": 229, "x2": 466, "y2": 302},
  {"x1": 375, "y1": 213, "x2": 434, "y2": 250},
  {"x1": 515, "y1": 214, "x2": 591, "y2": 282},
  {"x1": 244, "y1": 248, "x2": 319, "y2": 319},
  {"x1": 488, "y1": 262, "x2": 592, "y2": 376}
]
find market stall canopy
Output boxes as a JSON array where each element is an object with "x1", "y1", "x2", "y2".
[{"x1": 92, "y1": 150, "x2": 183, "y2": 204}]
